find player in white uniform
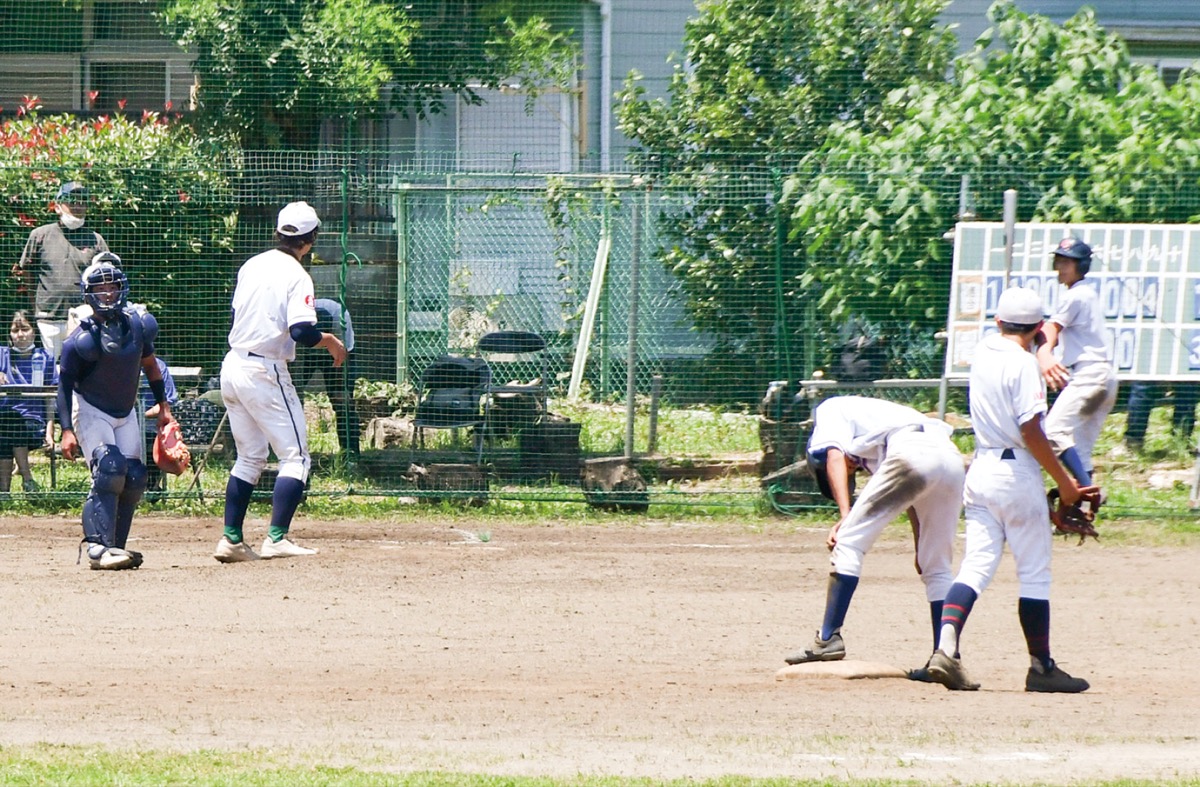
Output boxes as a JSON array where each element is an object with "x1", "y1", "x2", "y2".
[
  {"x1": 784, "y1": 396, "x2": 964, "y2": 679},
  {"x1": 214, "y1": 202, "x2": 347, "y2": 563},
  {"x1": 925, "y1": 287, "x2": 1097, "y2": 693},
  {"x1": 1036, "y1": 237, "x2": 1117, "y2": 487}
]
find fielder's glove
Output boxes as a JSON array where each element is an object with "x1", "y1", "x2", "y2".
[
  {"x1": 153, "y1": 419, "x2": 192, "y2": 476},
  {"x1": 1047, "y1": 487, "x2": 1102, "y2": 544}
]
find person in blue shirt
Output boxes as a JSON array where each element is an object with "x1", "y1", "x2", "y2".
[
  {"x1": 57, "y1": 253, "x2": 173, "y2": 571},
  {"x1": 140, "y1": 355, "x2": 179, "y2": 493},
  {"x1": 292, "y1": 298, "x2": 358, "y2": 458},
  {"x1": 0, "y1": 310, "x2": 56, "y2": 493}
]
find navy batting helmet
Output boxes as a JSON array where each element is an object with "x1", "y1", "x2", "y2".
[
  {"x1": 81, "y1": 252, "x2": 129, "y2": 315},
  {"x1": 806, "y1": 448, "x2": 855, "y2": 502},
  {"x1": 1052, "y1": 236, "x2": 1093, "y2": 275}
]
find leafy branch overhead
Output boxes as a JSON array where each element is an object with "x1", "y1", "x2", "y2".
[
  {"x1": 159, "y1": 0, "x2": 579, "y2": 149},
  {"x1": 620, "y1": 0, "x2": 1200, "y2": 382},
  {"x1": 616, "y1": 0, "x2": 957, "y2": 379},
  {"x1": 788, "y1": 0, "x2": 1200, "y2": 334}
]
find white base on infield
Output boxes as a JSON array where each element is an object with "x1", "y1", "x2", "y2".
[{"x1": 775, "y1": 660, "x2": 909, "y2": 681}]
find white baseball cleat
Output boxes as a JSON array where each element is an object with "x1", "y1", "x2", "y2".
[
  {"x1": 260, "y1": 537, "x2": 317, "y2": 559},
  {"x1": 88, "y1": 546, "x2": 137, "y2": 571},
  {"x1": 214, "y1": 537, "x2": 261, "y2": 563}
]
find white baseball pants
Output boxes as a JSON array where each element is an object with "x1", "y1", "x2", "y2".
[
  {"x1": 73, "y1": 396, "x2": 144, "y2": 465},
  {"x1": 220, "y1": 350, "x2": 310, "y2": 484},
  {"x1": 831, "y1": 428, "x2": 964, "y2": 601},
  {"x1": 954, "y1": 449, "x2": 1052, "y2": 600},
  {"x1": 1044, "y1": 361, "x2": 1118, "y2": 474}
]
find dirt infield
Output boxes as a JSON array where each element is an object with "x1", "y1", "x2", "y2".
[{"x1": 2, "y1": 513, "x2": 1198, "y2": 783}]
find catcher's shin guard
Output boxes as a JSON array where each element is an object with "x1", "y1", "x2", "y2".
[
  {"x1": 82, "y1": 445, "x2": 127, "y2": 548},
  {"x1": 114, "y1": 459, "x2": 149, "y2": 549}
]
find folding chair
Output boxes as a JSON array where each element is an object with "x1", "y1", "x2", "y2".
[
  {"x1": 476, "y1": 330, "x2": 549, "y2": 459},
  {"x1": 411, "y1": 355, "x2": 491, "y2": 462},
  {"x1": 172, "y1": 392, "x2": 228, "y2": 501}
]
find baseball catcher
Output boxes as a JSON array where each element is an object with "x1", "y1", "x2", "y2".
[
  {"x1": 57, "y1": 253, "x2": 173, "y2": 571},
  {"x1": 153, "y1": 418, "x2": 191, "y2": 475},
  {"x1": 1048, "y1": 486, "x2": 1102, "y2": 543}
]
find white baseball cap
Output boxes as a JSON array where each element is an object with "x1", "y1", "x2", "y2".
[
  {"x1": 276, "y1": 201, "x2": 321, "y2": 236},
  {"x1": 995, "y1": 286, "x2": 1044, "y2": 324}
]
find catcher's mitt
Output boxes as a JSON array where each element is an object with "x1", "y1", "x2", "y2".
[
  {"x1": 1047, "y1": 487, "x2": 1102, "y2": 544},
  {"x1": 153, "y1": 419, "x2": 191, "y2": 475}
]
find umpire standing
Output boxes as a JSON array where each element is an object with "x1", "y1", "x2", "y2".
[{"x1": 213, "y1": 202, "x2": 347, "y2": 564}]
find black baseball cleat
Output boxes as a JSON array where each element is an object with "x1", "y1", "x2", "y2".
[{"x1": 1026, "y1": 660, "x2": 1089, "y2": 693}]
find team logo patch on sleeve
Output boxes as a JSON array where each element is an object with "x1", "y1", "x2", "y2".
[{"x1": 305, "y1": 294, "x2": 314, "y2": 308}]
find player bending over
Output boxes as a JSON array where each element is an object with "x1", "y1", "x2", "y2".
[{"x1": 785, "y1": 395, "x2": 964, "y2": 680}]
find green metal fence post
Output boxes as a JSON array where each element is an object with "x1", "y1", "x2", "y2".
[
  {"x1": 770, "y1": 166, "x2": 794, "y2": 386},
  {"x1": 395, "y1": 178, "x2": 410, "y2": 386},
  {"x1": 623, "y1": 187, "x2": 641, "y2": 459},
  {"x1": 338, "y1": 168, "x2": 362, "y2": 462}
]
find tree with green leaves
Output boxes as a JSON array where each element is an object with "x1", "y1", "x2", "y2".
[
  {"x1": 787, "y1": 1, "x2": 1200, "y2": 344},
  {"x1": 615, "y1": 0, "x2": 957, "y2": 389},
  {"x1": 0, "y1": 99, "x2": 238, "y2": 372},
  {"x1": 159, "y1": 0, "x2": 578, "y2": 150}
]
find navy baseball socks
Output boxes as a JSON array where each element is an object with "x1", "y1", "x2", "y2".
[
  {"x1": 214, "y1": 476, "x2": 261, "y2": 563},
  {"x1": 783, "y1": 573, "x2": 857, "y2": 664},
  {"x1": 1020, "y1": 597, "x2": 1090, "y2": 693},
  {"x1": 214, "y1": 476, "x2": 316, "y2": 560},
  {"x1": 259, "y1": 477, "x2": 317, "y2": 558},
  {"x1": 907, "y1": 600, "x2": 945, "y2": 682},
  {"x1": 222, "y1": 476, "x2": 255, "y2": 543},
  {"x1": 925, "y1": 583, "x2": 981, "y2": 690},
  {"x1": 1058, "y1": 447, "x2": 1092, "y2": 486}
]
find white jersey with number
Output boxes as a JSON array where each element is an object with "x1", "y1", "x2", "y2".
[
  {"x1": 808, "y1": 395, "x2": 952, "y2": 474},
  {"x1": 227, "y1": 248, "x2": 317, "y2": 362},
  {"x1": 1048, "y1": 280, "x2": 1108, "y2": 369}
]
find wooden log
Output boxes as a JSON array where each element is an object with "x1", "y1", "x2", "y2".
[
  {"x1": 581, "y1": 457, "x2": 648, "y2": 513},
  {"x1": 413, "y1": 462, "x2": 488, "y2": 506}
]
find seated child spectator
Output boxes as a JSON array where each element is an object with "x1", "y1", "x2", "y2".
[{"x1": 0, "y1": 310, "x2": 56, "y2": 493}]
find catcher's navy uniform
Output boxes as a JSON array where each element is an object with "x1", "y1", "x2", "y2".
[{"x1": 58, "y1": 256, "x2": 172, "y2": 570}]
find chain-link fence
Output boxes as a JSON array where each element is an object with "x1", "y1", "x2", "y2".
[
  {"x1": 4, "y1": 149, "x2": 1192, "y2": 510},
  {"x1": 3, "y1": 1, "x2": 1199, "y2": 511}
]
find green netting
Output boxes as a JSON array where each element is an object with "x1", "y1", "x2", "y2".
[{"x1": 0, "y1": 1, "x2": 1198, "y2": 511}]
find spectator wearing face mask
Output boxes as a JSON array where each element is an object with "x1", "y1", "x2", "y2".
[
  {"x1": 0, "y1": 310, "x2": 57, "y2": 493},
  {"x1": 11, "y1": 181, "x2": 109, "y2": 363}
]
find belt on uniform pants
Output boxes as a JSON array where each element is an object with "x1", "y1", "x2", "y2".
[
  {"x1": 248, "y1": 351, "x2": 263, "y2": 358},
  {"x1": 976, "y1": 447, "x2": 1017, "y2": 460}
]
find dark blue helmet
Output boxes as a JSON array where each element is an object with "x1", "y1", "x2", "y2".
[
  {"x1": 81, "y1": 252, "x2": 129, "y2": 315},
  {"x1": 1052, "y1": 236, "x2": 1093, "y2": 275},
  {"x1": 806, "y1": 447, "x2": 855, "y2": 502}
]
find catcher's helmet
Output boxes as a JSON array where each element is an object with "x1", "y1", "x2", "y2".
[
  {"x1": 1051, "y1": 236, "x2": 1093, "y2": 275},
  {"x1": 806, "y1": 448, "x2": 855, "y2": 502},
  {"x1": 81, "y1": 252, "x2": 129, "y2": 315}
]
